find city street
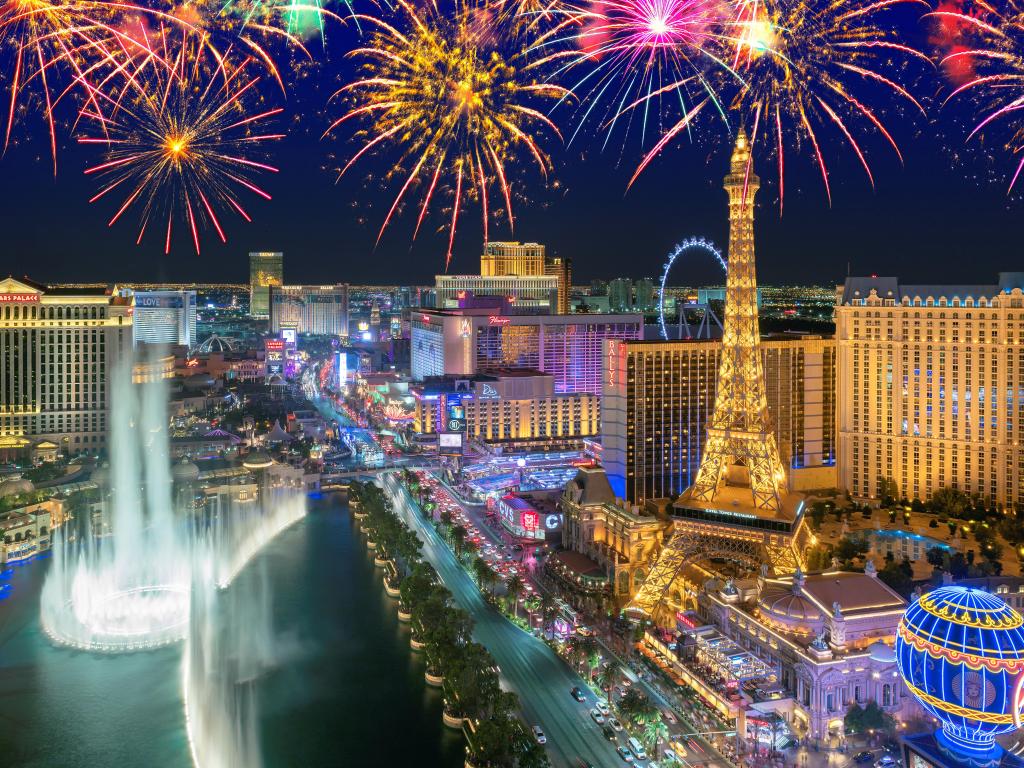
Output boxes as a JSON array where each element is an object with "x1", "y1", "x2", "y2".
[
  {"x1": 423, "y1": 471, "x2": 732, "y2": 768},
  {"x1": 383, "y1": 472, "x2": 627, "y2": 768}
]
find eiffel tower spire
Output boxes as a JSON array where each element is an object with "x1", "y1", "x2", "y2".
[
  {"x1": 627, "y1": 134, "x2": 809, "y2": 620},
  {"x1": 688, "y1": 130, "x2": 787, "y2": 511}
]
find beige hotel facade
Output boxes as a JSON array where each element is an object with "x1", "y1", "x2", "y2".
[
  {"x1": 836, "y1": 273, "x2": 1024, "y2": 508},
  {"x1": 0, "y1": 277, "x2": 133, "y2": 460}
]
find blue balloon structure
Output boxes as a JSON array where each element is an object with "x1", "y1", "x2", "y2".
[{"x1": 896, "y1": 585, "x2": 1024, "y2": 760}]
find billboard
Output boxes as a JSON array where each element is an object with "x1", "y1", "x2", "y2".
[{"x1": 438, "y1": 432, "x2": 463, "y2": 456}]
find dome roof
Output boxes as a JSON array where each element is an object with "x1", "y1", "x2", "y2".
[
  {"x1": 0, "y1": 478, "x2": 34, "y2": 498},
  {"x1": 868, "y1": 641, "x2": 896, "y2": 663},
  {"x1": 242, "y1": 449, "x2": 274, "y2": 470},
  {"x1": 172, "y1": 458, "x2": 200, "y2": 481},
  {"x1": 758, "y1": 587, "x2": 823, "y2": 625}
]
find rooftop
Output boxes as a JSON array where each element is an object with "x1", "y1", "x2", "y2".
[{"x1": 840, "y1": 272, "x2": 1024, "y2": 305}]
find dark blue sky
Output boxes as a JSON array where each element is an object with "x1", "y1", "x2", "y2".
[{"x1": 0, "y1": 6, "x2": 1018, "y2": 287}]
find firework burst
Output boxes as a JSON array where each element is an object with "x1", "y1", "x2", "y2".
[
  {"x1": 928, "y1": 0, "x2": 1024, "y2": 192},
  {"x1": 0, "y1": 0, "x2": 129, "y2": 171},
  {"x1": 716, "y1": 0, "x2": 931, "y2": 210},
  {"x1": 78, "y1": 34, "x2": 283, "y2": 254},
  {"x1": 327, "y1": 0, "x2": 566, "y2": 268},
  {"x1": 537, "y1": 0, "x2": 731, "y2": 162}
]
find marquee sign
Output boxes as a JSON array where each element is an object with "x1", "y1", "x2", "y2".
[{"x1": 0, "y1": 293, "x2": 39, "y2": 303}]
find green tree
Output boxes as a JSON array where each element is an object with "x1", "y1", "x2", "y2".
[
  {"x1": 925, "y1": 547, "x2": 946, "y2": 570},
  {"x1": 878, "y1": 557, "x2": 914, "y2": 597},
  {"x1": 931, "y1": 487, "x2": 970, "y2": 519},
  {"x1": 834, "y1": 536, "x2": 870, "y2": 568},
  {"x1": 506, "y1": 575, "x2": 525, "y2": 618},
  {"x1": 452, "y1": 524, "x2": 468, "y2": 557},
  {"x1": 473, "y1": 557, "x2": 498, "y2": 595},
  {"x1": 596, "y1": 663, "x2": 619, "y2": 706}
]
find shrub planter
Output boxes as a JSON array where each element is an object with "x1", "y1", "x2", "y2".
[
  {"x1": 373, "y1": 556, "x2": 387, "y2": 568},
  {"x1": 410, "y1": 635, "x2": 426, "y2": 651},
  {"x1": 397, "y1": 606, "x2": 412, "y2": 622},
  {"x1": 442, "y1": 708, "x2": 465, "y2": 729},
  {"x1": 353, "y1": 510, "x2": 368, "y2": 520},
  {"x1": 366, "y1": 539, "x2": 377, "y2": 550},
  {"x1": 425, "y1": 668, "x2": 444, "y2": 687},
  {"x1": 384, "y1": 580, "x2": 401, "y2": 598}
]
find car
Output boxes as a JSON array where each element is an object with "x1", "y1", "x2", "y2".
[
  {"x1": 595, "y1": 701, "x2": 610, "y2": 715},
  {"x1": 602, "y1": 725, "x2": 617, "y2": 741},
  {"x1": 662, "y1": 710, "x2": 677, "y2": 725},
  {"x1": 590, "y1": 709, "x2": 606, "y2": 725},
  {"x1": 687, "y1": 738, "x2": 705, "y2": 755},
  {"x1": 875, "y1": 757, "x2": 897, "y2": 768},
  {"x1": 663, "y1": 747, "x2": 681, "y2": 763},
  {"x1": 576, "y1": 625, "x2": 594, "y2": 637},
  {"x1": 532, "y1": 725, "x2": 546, "y2": 744},
  {"x1": 854, "y1": 752, "x2": 874, "y2": 764},
  {"x1": 616, "y1": 745, "x2": 634, "y2": 763},
  {"x1": 571, "y1": 686, "x2": 586, "y2": 702},
  {"x1": 609, "y1": 717, "x2": 624, "y2": 732}
]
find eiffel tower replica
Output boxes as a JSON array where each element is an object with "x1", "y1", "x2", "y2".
[{"x1": 629, "y1": 131, "x2": 810, "y2": 620}]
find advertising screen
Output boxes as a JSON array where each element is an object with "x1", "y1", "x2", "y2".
[{"x1": 438, "y1": 432, "x2": 463, "y2": 456}]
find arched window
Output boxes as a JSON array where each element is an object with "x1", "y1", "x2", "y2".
[{"x1": 882, "y1": 684, "x2": 892, "y2": 706}]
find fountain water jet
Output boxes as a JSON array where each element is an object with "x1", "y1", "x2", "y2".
[
  {"x1": 41, "y1": 359, "x2": 191, "y2": 652},
  {"x1": 40, "y1": 353, "x2": 309, "y2": 655}
]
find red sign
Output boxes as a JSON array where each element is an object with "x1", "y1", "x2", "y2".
[
  {"x1": 265, "y1": 339, "x2": 284, "y2": 350},
  {"x1": 488, "y1": 316, "x2": 511, "y2": 325},
  {"x1": 0, "y1": 293, "x2": 39, "y2": 303},
  {"x1": 522, "y1": 511, "x2": 538, "y2": 532},
  {"x1": 420, "y1": 314, "x2": 432, "y2": 323}
]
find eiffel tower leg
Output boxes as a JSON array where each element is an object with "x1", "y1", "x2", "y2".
[{"x1": 627, "y1": 531, "x2": 690, "y2": 620}]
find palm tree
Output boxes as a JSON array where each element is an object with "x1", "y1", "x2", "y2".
[
  {"x1": 597, "y1": 662, "x2": 619, "y2": 706},
  {"x1": 473, "y1": 556, "x2": 496, "y2": 594},
  {"x1": 642, "y1": 716, "x2": 668, "y2": 756},
  {"x1": 462, "y1": 539, "x2": 479, "y2": 564},
  {"x1": 506, "y1": 575, "x2": 525, "y2": 618},
  {"x1": 452, "y1": 525, "x2": 468, "y2": 557},
  {"x1": 539, "y1": 592, "x2": 556, "y2": 637}
]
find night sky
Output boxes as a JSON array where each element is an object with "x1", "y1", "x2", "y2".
[{"x1": 0, "y1": 5, "x2": 1019, "y2": 288}]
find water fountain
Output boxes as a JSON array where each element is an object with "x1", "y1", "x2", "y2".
[
  {"x1": 184, "y1": 549, "x2": 274, "y2": 768},
  {"x1": 41, "y1": 362, "x2": 192, "y2": 652},
  {"x1": 40, "y1": 355, "x2": 309, "y2": 655}
]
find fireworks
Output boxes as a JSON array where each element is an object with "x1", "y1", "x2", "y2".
[
  {"x1": 538, "y1": 0, "x2": 730, "y2": 158},
  {"x1": 78, "y1": 34, "x2": 284, "y2": 254},
  {"x1": 718, "y1": 0, "x2": 930, "y2": 209},
  {"x1": 928, "y1": 0, "x2": 1024, "y2": 192},
  {"x1": 328, "y1": 0, "x2": 566, "y2": 267},
  {"x1": 0, "y1": 0, "x2": 124, "y2": 171}
]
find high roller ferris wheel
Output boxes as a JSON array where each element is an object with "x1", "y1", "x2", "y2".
[{"x1": 658, "y1": 237, "x2": 728, "y2": 341}]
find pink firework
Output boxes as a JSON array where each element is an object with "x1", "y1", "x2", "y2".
[{"x1": 538, "y1": 0, "x2": 729, "y2": 152}]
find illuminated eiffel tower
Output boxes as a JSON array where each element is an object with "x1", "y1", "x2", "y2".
[{"x1": 629, "y1": 132, "x2": 810, "y2": 620}]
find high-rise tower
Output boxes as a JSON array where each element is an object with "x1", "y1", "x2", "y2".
[{"x1": 628, "y1": 133, "x2": 810, "y2": 620}]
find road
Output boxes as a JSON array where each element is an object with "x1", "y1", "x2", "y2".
[
  {"x1": 427, "y1": 472, "x2": 733, "y2": 768},
  {"x1": 382, "y1": 472, "x2": 627, "y2": 768}
]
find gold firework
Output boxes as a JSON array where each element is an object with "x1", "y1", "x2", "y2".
[
  {"x1": 327, "y1": 0, "x2": 567, "y2": 268},
  {"x1": 716, "y1": 0, "x2": 931, "y2": 210}
]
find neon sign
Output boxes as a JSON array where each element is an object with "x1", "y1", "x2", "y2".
[
  {"x1": 488, "y1": 316, "x2": 511, "y2": 325},
  {"x1": 0, "y1": 293, "x2": 39, "y2": 303}
]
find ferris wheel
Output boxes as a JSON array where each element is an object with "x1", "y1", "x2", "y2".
[{"x1": 658, "y1": 237, "x2": 727, "y2": 341}]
